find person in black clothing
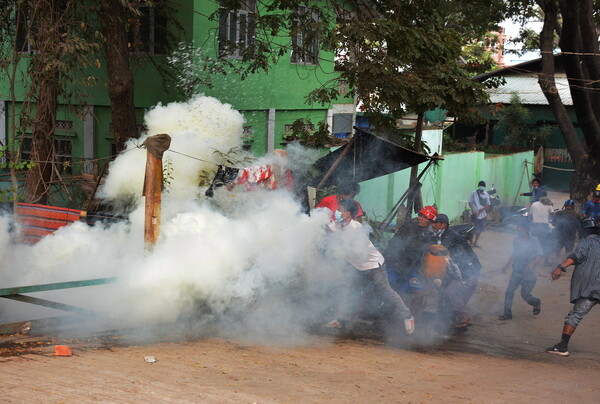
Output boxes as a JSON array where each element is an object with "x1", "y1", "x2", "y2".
[
  {"x1": 520, "y1": 178, "x2": 545, "y2": 204},
  {"x1": 384, "y1": 205, "x2": 437, "y2": 317},
  {"x1": 499, "y1": 218, "x2": 543, "y2": 320},
  {"x1": 551, "y1": 199, "x2": 581, "y2": 259},
  {"x1": 429, "y1": 214, "x2": 482, "y2": 328}
]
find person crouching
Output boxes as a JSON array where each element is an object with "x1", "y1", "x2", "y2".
[{"x1": 326, "y1": 199, "x2": 415, "y2": 335}]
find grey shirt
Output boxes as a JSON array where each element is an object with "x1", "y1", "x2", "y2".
[
  {"x1": 567, "y1": 234, "x2": 600, "y2": 303},
  {"x1": 511, "y1": 234, "x2": 543, "y2": 280}
]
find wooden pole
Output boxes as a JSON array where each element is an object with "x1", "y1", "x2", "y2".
[
  {"x1": 315, "y1": 134, "x2": 357, "y2": 190},
  {"x1": 409, "y1": 112, "x2": 425, "y2": 182},
  {"x1": 142, "y1": 134, "x2": 171, "y2": 249}
]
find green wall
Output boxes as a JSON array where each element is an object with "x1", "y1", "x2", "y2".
[
  {"x1": 356, "y1": 150, "x2": 535, "y2": 224},
  {"x1": 1, "y1": 0, "x2": 349, "y2": 164}
]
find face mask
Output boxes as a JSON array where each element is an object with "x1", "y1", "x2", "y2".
[
  {"x1": 334, "y1": 210, "x2": 344, "y2": 222},
  {"x1": 478, "y1": 186, "x2": 485, "y2": 191}
]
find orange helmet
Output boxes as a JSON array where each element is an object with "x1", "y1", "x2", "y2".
[{"x1": 419, "y1": 205, "x2": 438, "y2": 221}]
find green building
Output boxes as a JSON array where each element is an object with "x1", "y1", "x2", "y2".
[{"x1": 0, "y1": 1, "x2": 354, "y2": 179}]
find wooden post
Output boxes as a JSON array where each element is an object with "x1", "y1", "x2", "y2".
[
  {"x1": 142, "y1": 134, "x2": 171, "y2": 249},
  {"x1": 315, "y1": 133, "x2": 356, "y2": 189}
]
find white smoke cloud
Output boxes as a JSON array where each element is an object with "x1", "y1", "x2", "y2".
[
  {"x1": 0, "y1": 95, "x2": 364, "y2": 343},
  {"x1": 99, "y1": 94, "x2": 244, "y2": 201}
]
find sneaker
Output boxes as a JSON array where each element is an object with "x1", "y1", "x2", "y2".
[
  {"x1": 404, "y1": 316, "x2": 415, "y2": 335},
  {"x1": 546, "y1": 344, "x2": 569, "y2": 356},
  {"x1": 325, "y1": 320, "x2": 341, "y2": 329}
]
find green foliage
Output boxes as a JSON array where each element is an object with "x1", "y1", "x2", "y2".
[
  {"x1": 212, "y1": 0, "x2": 508, "y2": 128},
  {"x1": 0, "y1": 145, "x2": 34, "y2": 202},
  {"x1": 462, "y1": 34, "x2": 501, "y2": 75},
  {"x1": 494, "y1": 94, "x2": 551, "y2": 149},
  {"x1": 167, "y1": 42, "x2": 242, "y2": 98},
  {"x1": 197, "y1": 147, "x2": 256, "y2": 187},
  {"x1": 284, "y1": 119, "x2": 332, "y2": 148}
]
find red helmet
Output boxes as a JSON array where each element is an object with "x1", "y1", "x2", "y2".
[{"x1": 419, "y1": 205, "x2": 438, "y2": 221}]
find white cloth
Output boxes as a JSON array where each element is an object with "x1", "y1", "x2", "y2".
[
  {"x1": 529, "y1": 200, "x2": 554, "y2": 225},
  {"x1": 468, "y1": 190, "x2": 490, "y2": 219},
  {"x1": 326, "y1": 220, "x2": 384, "y2": 271}
]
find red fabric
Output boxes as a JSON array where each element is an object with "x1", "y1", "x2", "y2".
[
  {"x1": 16, "y1": 203, "x2": 84, "y2": 244},
  {"x1": 316, "y1": 195, "x2": 365, "y2": 221},
  {"x1": 272, "y1": 169, "x2": 294, "y2": 191},
  {"x1": 236, "y1": 165, "x2": 274, "y2": 190}
]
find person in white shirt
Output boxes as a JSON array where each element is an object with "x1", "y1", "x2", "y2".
[
  {"x1": 468, "y1": 180, "x2": 491, "y2": 248},
  {"x1": 529, "y1": 191, "x2": 555, "y2": 262},
  {"x1": 326, "y1": 199, "x2": 415, "y2": 335}
]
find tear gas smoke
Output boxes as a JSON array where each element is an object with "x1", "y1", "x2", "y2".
[{"x1": 0, "y1": 95, "x2": 363, "y2": 344}]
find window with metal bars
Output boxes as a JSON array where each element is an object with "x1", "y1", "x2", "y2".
[
  {"x1": 128, "y1": 2, "x2": 168, "y2": 55},
  {"x1": 290, "y1": 6, "x2": 319, "y2": 65},
  {"x1": 21, "y1": 137, "x2": 73, "y2": 175},
  {"x1": 218, "y1": 0, "x2": 256, "y2": 59}
]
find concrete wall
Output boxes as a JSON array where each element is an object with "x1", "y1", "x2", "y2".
[{"x1": 356, "y1": 150, "x2": 534, "y2": 224}]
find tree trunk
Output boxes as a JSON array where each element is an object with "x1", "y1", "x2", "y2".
[
  {"x1": 100, "y1": 0, "x2": 138, "y2": 153},
  {"x1": 537, "y1": 0, "x2": 600, "y2": 201},
  {"x1": 24, "y1": 0, "x2": 61, "y2": 204}
]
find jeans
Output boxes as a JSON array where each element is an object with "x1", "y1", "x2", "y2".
[
  {"x1": 504, "y1": 271, "x2": 540, "y2": 317},
  {"x1": 441, "y1": 278, "x2": 478, "y2": 315},
  {"x1": 358, "y1": 265, "x2": 413, "y2": 320},
  {"x1": 565, "y1": 297, "x2": 599, "y2": 328}
]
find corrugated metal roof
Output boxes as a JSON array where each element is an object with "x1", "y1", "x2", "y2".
[{"x1": 487, "y1": 75, "x2": 573, "y2": 106}]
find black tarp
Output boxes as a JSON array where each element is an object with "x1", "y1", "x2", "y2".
[{"x1": 309, "y1": 128, "x2": 432, "y2": 187}]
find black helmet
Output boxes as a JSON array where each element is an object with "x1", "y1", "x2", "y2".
[
  {"x1": 515, "y1": 216, "x2": 531, "y2": 230},
  {"x1": 593, "y1": 190, "x2": 600, "y2": 198},
  {"x1": 581, "y1": 217, "x2": 598, "y2": 229}
]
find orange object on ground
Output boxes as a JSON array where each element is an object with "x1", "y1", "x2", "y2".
[
  {"x1": 54, "y1": 345, "x2": 72, "y2": 356},
  {"x1": 422, "y1": 244, "x2": 449, "y2": 279}
]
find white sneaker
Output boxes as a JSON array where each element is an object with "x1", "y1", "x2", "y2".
[{"x1": 404, "y1": 316, "x2": 415, "y2": 335}]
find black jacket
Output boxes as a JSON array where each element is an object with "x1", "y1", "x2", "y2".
[{"x1": 428, "y1": 227, "x2": 481, "y2": 280}]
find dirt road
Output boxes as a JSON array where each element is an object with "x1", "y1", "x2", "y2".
[{"x1": 2, "y1": 226, "x2": 600, "y2": 403}]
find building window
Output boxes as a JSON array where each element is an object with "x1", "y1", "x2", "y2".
[
  {"x1": 129, "y1": 2, "x2": 168, "y2": 55},
  {"x1": 56, "y1": 120, "x2": 74, "y2": 130},
  {"x1": 291, "y1": 6, "x2": 319, "y2": 65},
  {"x1": 218, "y1": 1, "x2": 256, "y2": 59},
  {"x1": 242, "y1": 125, "x2": 254, "y2": 150},
  {"x1": 285, "y1": 123, "x2": 314, "y2": 132},
  {"x1": 21, "y1": 137, "x2": 73, "y2": 175},
  {"x1": 15, "y1": 4, "x2": 34, "y2": 53},
  {"x1": 338, "y1": 80, "x2": 348, "y2": 95}
]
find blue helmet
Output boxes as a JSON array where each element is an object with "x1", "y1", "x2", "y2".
[{"x1": 564, "y1": 199, "x2": 575, "y2": 207}]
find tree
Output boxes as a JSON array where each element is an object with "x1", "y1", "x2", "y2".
[
  {"x1": 495, "y1": 94, "x2": 550, "y2": 149},
  {"x1": 100, "y1": 0, "x2": 139, "y2": 153},
  {"x1": 216, "y1": 1, "x2": 506, "y2": 121},
  {"x1": 508, "y1": 0, "x2": 600, "y2": 201},
  {"x1": 217, "y1": 0, "x2": 506, "y2": 183},
  {"x1": 3, "y1": 0, "x2": 101, "y2": 204}
]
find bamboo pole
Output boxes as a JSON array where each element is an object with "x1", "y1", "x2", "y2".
[
  {"x1": 315, "y1": 134, "x2": 357, "y2": 190},
  {"x1": 143, "y1": 134, "x2": 171, "y2": 249}
]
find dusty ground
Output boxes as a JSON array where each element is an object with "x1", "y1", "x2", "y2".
[{"x1": 2, "y1": 211, "x2": 600, "y2": 403}]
